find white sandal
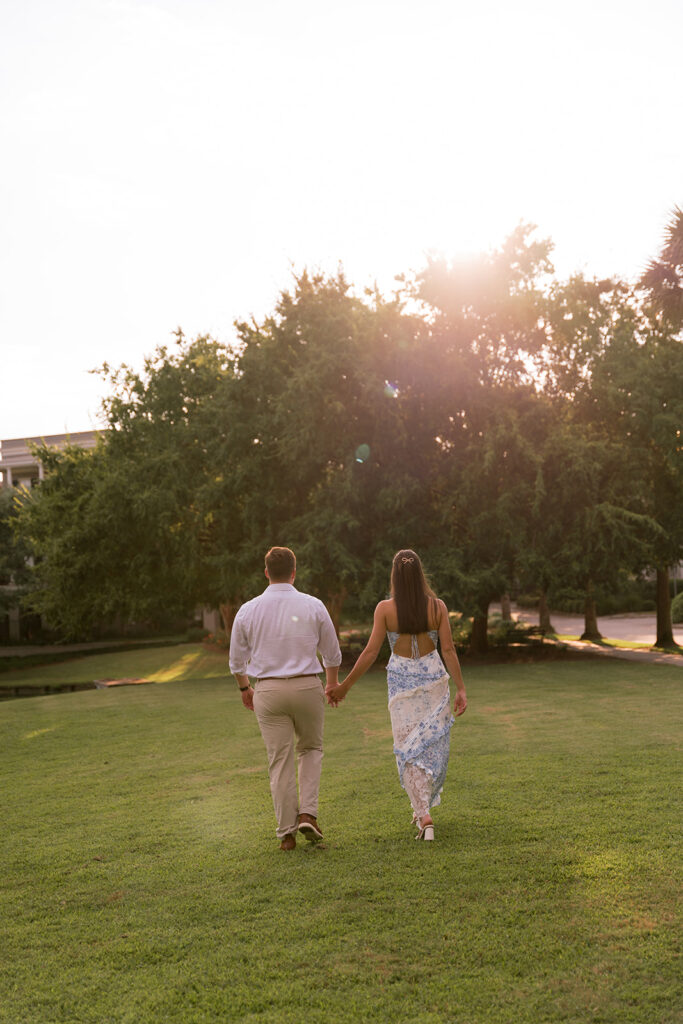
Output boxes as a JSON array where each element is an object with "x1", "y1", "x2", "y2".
[{"x1": 416, "y1": 821, "x2": 435, "y2": 841}]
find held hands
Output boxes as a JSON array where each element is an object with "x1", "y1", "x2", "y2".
[
  {"x1": 325, "y1": 681, "x2": 348, "y2": 707},
  {"x1": 454, "y1": 689, "x2": 467, "y2": 717}
]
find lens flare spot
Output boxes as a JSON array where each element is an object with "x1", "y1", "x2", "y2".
[
  {"x1": 291, "y1": 615, "x2": 299, "y2": 622},
  {"x1": 355, "y1": 443, "x2": 371, "y2": 463},
  {"x1": 383, "y1": 380, "x2": 399, "y2": 399}
]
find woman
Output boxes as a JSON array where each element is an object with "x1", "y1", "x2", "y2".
[{"x1": 330, "y1": 549, "x2": 467, "y2": 841}]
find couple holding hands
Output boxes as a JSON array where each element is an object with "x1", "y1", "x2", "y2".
[{"x1": 229, "y1": 546, "x2": 467, "y2": 850}]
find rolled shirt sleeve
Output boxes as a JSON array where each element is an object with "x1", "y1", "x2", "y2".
[
  {"x1": 316, "y1": 602, "x2": 342, "y2": 668},
  {"x1": 228, "y1": 610, "x2": 250, "y2": 676}
]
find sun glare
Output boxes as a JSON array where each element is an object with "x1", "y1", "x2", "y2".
[{"x1": 150, "y1": 651, "x2": 203, "y2": 683}]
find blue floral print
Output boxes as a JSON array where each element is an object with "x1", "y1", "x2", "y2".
[{"x1": 386, "y1": 633, "x2": 454, "y2": 811}]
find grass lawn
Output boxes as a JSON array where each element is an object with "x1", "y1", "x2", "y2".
[
  {"x1": 1, "y1": 656, "x2": 680, "y2": 1023},
  {"x1": 556, "y1": 636, "x2": 658, "y2": 651},
  {"x1": 0, "y1": 643, "x2": 229, "y2": 689}
]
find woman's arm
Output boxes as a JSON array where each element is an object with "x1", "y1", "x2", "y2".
[
  {"x1": 436, "y1": 599, "x2": 467, "y2": 716},
  {"x1": 336, "y1": 601, "x2": 388, "y2": 697}
]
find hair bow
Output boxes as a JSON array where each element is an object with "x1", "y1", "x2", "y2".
[{"x1": 401, "y1": 556, "x2": 414, "y2": 564}]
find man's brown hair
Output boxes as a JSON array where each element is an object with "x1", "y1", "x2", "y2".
[{"x1": 265, "y1": 546, "x2": 296, "y2": 582}]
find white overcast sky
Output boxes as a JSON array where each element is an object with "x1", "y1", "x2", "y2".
[{"x1": 1, "y1": 0, "x2": 681, "y2": 440}]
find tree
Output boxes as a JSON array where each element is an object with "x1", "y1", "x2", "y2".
[
  {"x1": 99, "y1": 332, "x2": 247, "y2": 630},
  {"x1": 590, "y1": 315, "x2": 683, "y2": 648},
  {"x1": 17, "y1": 445, "x2": 134, "y2": 636},
  {"x1": 0, "y1": 486, "x2": 33, "y2": 618},
  {"x1": 15, "y1": 335, "x2": 238, "y2": 638},
  {"x1": 417, "y1": 224, "x2": 553, "y2": 387},
  {"x1": 533, "y1": 420, "x2": 660, "y2": 641},
  {"x1": 550, "y1": 247, "x2": 683, "y2": 649},
  {"x1": 640, "y1": 206, "x2": 683, "y2": 330},
  {"x1": 16, "y1": 441, "x2": 196, "y2": 638},
  {"x1": 223, "y1": 270, "x2": 426, "y2": 628},
  {"x1": 636, "y1": 208, "x2": 683, "y2": 646},
  {"x1": 13, "y1": 275, "x2": 432, "y2": 637},
  {"x1": 510, "y1": 395, "x2": 560, "y2": 633},
  {"x1": 538, "y1": 274, "x2": 676, "y2": 642},
  {"x1": 218, "y1": 270, "x2": 375, "y2": 624},
  {"x1": 414, "y1": 226, "x2": 553, "y2": 651},
  {"x1": 15, "y1": 230, "x2": 679, "y2": 650}
]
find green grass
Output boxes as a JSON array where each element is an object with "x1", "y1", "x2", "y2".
[
  {"x1": 0, "y1": 642, "x2": 227, "y2": 689},
  {"x1": 1, "y1": 657, "x2": 681, "y2": 1023},
  {"x1": 557, "y1": 635, "x2": 655, "y2": 650},
  {"x1": 0, "y1": 637, "x2": 187, "y2": 676}
]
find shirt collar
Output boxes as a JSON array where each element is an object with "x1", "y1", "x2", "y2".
[{"x1": 265, "y1": 583, "x2": 297, "y2": 592}]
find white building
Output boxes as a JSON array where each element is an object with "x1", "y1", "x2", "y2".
[{"x1": 0, "y1": 431, "x2": 99, "y2": 489}]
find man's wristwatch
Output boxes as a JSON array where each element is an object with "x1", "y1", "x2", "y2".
[{"x1": 239, "y1": 684, "x2": 250, "y2": 691}]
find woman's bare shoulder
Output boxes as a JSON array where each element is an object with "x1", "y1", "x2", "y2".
[
  {"x1": 430, "y1": 596, "x2": 449, "y2": 628},
  {"x1": 375, "y1": 598, "x2": 397, "y2": 630}
]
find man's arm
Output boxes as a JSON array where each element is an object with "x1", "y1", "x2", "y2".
[
  {"x1": 229, "y1": 611, "x2": 254, "y2": 711},
  {"x1": 317, "y1": 603, "x2": 342, "y2": 669},
  {"x1": 234, "y1": 672, "x2": 254, "y2": 710},
  {"x1": 317, "y1": 602, "x2": 342, "y2": 704},
  {"x1": 324, "y1": 664, "x2": 340, "y2": 705}
]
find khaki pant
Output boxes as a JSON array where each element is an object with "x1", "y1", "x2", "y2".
[{"x1": 252, "y1": 675, "x2": 325, "y2": 839}]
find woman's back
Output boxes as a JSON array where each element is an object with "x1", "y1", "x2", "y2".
[{"x1": 384, "y1": 597, "x2": 441, "y2": 658}]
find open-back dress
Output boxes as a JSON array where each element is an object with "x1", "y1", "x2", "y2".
[{"x1": 386, "y1": 630, "x2": 454, "y2": 818}]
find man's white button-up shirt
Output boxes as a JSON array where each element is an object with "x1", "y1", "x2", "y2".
[{"x1": 228, "y1": 583, "x2": 342, "y2": 680}]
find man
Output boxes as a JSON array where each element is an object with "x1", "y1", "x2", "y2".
[{"x1": 229, "y1": 546, "x2": 342, "y2": 851}]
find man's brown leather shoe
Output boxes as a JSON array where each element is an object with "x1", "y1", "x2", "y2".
[
  {"x1": 298, "y1": 814, "x2": 323, "y2": 841},
  {"x1": 279, "y1": 834, "x2": 296, "y2": 851}
]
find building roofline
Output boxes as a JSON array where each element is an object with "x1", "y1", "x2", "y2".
[{"x1": 0, "y1": 430, "x2": 101, "y2": 446}]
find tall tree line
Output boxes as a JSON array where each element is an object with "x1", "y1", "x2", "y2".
[{"x1": 13, "y1": 214, "x2": 683, "y2": 650}]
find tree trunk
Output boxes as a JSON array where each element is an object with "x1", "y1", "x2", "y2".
[
  {"x1": 655, "y1": 566, "x2": 676, "y2": 648},
  {"x1": 325, "y1": 588, "x2": 347, "y2": 634},
  {"x1": 500, "y1": 594, "x2": 512, "y2": 621},
  {"x1": 468, "y1": 609, "x2": 489, "y2": 655},
  {"x1": 219, "y1": 602, "x2": 239, "y2": 634},
  {"x1": 539, "y1": 589, "x2": 554, "y2": 634},
  {"x1": 580, "y1": 585, "x2": 602, "y2": 641}
]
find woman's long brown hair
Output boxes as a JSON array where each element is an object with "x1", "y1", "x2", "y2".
[{"x1": 390, "y1": 549, "x2": 437, "y2": 634}]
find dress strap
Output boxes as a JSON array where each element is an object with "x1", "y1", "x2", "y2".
[{"x1": 411, "y1": 634, "x2": 419, "y2": 659}]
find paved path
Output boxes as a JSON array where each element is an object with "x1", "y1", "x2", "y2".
[
  {"x1": 559, "y1": 640, "x2": 683, "y2": 667},
  {"x1": 512, "y1": 607, "x2": 683, "y2": 646},
  {"x1": 508, "y1": 605, "x2": 683, "y2": 667}
]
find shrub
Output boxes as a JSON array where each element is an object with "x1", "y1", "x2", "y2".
[
  {"x1": 449, "y1": 612, "x2": 471, "y2": 653},
  {"x1": 488, "y1": 618, "x2": 547, "y2": 647},
  {"x1": 203, "y1": 629, "x2": 230, "y2": 649},
  {"x1": 339, "y1": 627, "x2": 385, "y2": 664},
  {"x1": 671, "y1": 591, "x2": 683, "y2": 624},
  {"x1": 186, "y1": 625, "x2": 209, "y2": 643}
]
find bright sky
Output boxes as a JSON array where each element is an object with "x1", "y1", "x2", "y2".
[{"x1": 1, "y1": 0, "x2": 681, "y2": 440}]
